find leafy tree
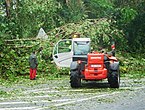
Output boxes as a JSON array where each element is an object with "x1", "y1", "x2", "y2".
[
  {"x1": 113, "y1": 0, "x2": 145, "y2": 52},
  {"x1": 84, "y1": 0, "x2": 114, "y2": 18},
  {"x1": 127, "y1": 1, "x2": 145, "y2": 52},
  {"x1": 58, "y1": 0, "x2": 87, "y2": 23},
  {"x1": 0, "y1": 0, "x2": 63, "y2": 38},
  {"x1": 113, "y1": 6, "x2": 138, "y2": 38}
]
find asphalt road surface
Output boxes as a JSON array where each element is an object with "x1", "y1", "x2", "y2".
[{"x1": 0, "y1": 77, "x2": 145, "y2": 110}]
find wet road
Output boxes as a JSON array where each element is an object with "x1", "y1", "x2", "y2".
[{"x1": 0, "y1": 78, "x2": 145, "y2": 110}]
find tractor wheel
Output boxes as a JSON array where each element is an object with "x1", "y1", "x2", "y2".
[
  {"x1": 108, "y1": 71, "x2": 120, "y2": 88},
  {"x1": 70, "y1": 70, "x2": 81, "y2": 88}
]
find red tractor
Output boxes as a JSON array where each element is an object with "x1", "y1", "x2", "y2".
[
  {"x1": 69, "y1": 38, "x2": 120, "y2": 88},
  {"x1": 53, "y1": 38, "x2": 120, "y2": 88}
]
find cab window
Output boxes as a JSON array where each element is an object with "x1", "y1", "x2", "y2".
[{"x1": 58, "y1": 40, "x2": 71, "y2": 53}]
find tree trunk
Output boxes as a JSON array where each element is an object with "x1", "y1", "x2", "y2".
[{"x1": 5, "y1": 0, "x2": 11, "y2": 18}]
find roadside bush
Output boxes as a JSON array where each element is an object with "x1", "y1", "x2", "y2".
[{"x1": 119, "y1": 52, "x2": 145, "y2": 78}]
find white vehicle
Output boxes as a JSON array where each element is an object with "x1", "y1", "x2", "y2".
[{"x1": 52, "y1": 38, "x2": 91, "y2": 67}]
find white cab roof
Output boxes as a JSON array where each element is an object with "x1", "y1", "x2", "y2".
[{"x1": 72, "y1": 38, "x2": 91, "y2": 41}]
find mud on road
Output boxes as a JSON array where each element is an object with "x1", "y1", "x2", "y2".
[{"x1": 0, "y1": 76, "x2": 145, "y2": 110}]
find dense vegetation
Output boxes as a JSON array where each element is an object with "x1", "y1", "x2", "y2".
[{"x1": 0, "y1": 0, "x2": 145, "y2": 79}]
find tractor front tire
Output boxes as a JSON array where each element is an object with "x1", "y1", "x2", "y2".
[
  {"x1": 108, "y1": 71, "x2": 120, "y2": 88},
  {"x1": 70, "y1": 70, "x2": 81, "y2": 88}
]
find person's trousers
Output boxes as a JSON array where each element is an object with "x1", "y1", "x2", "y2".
[{"x1": 30, "y1": 68, "x2": 36, "y2": 80}]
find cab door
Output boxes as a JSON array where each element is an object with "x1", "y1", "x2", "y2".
[{"x1": 52, "y1": 39, "x2": 73, "y2": 67}]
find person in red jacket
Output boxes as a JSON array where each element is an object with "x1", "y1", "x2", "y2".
[{"x1": 29, "y1": 51, "x2": 38, "y2": 80}]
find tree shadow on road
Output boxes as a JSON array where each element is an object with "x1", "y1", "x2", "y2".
[{"x1": 81, "y1": 81, "x2": 110, "y2": 89}]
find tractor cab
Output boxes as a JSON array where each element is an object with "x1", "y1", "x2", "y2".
[
  {"x1": 52, "y1": 38, "x2": 91, "y2": 67},
  {"x1": 72, "y1": 38, "x2": 91, "y2": 62}
]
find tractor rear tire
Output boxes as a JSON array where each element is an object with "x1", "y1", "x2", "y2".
[
  {"x1": 108, "y1": 71, "x2": 120, "y2": 88},
  {"x1": 70, "y1": 70, "x2": 81, "y2": 88}
]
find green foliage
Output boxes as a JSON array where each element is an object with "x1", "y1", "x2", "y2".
[
  {"x1": 0, "y1": 47, "x2": 29, "y2": 79},
  {"x1": 58, "y1": 0, "x2": 87, "y2": 23},
  {"x1": 85, "y1": 0, "x2": 114, "y2": 18},
  {"x1": 116, "y1": 7, "x2": 138, "y2": 26},
  {"x1": 0, "y1": 0, "x2": 63, "y2": 38},
  {"x1": 113, "y1": 1, "x2": 145, "y2": 52},
  {"x1": 0, "y1": 38, "x2": 69, "y2": 79},
  {"x1": 121, "y1": 7, "x2": 137, "y2": 23},
  {"x1": 119, "y1": 53, "x2": 145, "y2": 79},
  {"x1": 13, "y1": 0, "x2": 62, "y2": 37},
  {"x1": 0, "y1": 0, "x2": 145, "y2": 80},
  {"x1": 47, "y1": 19, "x2": 126, "y2": 50},
  {"x1": 125, "y1": 13, "x2": 145, "y2": 53},
  {"x1": 68, "y1": 0, "x2": 87, "y2": 22}
]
